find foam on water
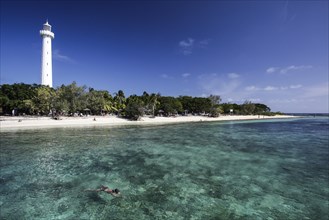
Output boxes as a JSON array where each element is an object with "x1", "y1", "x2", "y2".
[{"x1": 1, "y1": 118, "x2": 328, "y2": 219}]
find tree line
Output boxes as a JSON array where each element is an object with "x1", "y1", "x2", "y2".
[{"x1": 0, "y1": 82, "x2": 278, "y2": 120}]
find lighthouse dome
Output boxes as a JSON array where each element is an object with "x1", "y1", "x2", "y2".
[{"x1": 43, "y1": 20, "x2": 52, "y2": 31}]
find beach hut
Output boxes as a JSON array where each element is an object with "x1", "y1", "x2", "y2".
[
  {"x1": 158, "y1": 110, "x2": 164, "y2": 117},
  {"x1": 84, "y1": 108, "x2": 91, "y2": 116}
]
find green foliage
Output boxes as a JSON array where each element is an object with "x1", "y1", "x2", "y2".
[
  {"x1": 0, "y1": 83, "x2": 277, "y2": 117},
  {"x1": 33, "y1": 86, "x2": 56, "y2": 115},
  {"x1": 150, "y1": 93, "x2": 160, "y2": 116},
  {"x1": 178, "y1": 96, "x2": 212, "y2": 114},
  {"x1": 142, "y1": 93, "x2": 161, "y2": 116},
  {"x1": 208, "y1": 94, "x2": 223, "y2": 117},
  {"x1": 240, "y1": 101, "x2": 271, "y2": 115},
  {"x1": 157, "y1": 96, "x2": 183, "y2": 116},
  {"x1": 220, "y1": 103, "x2": 242, "y2": 114},
  {"x1": 102, "y1": 91, "x2": 116, "y2": 113},
  {"x1": 209, "y1": 106, "x2": 223, "y2": 117},
  {"x1": 254, "y1": 103, "x2": 271, "y2": 114},
  {"x1": 0, "y1": 83, "x2": 39, "y2": 115},
  {"x1": 53, "y1": 86, "x2": 70, "y2": 113},
  {"x1": 221, "y1": 101, "x2": 271, "y2": 115},
  {"x1": 84, "y1": 89, "x2": 114, "y2": 115},
  {"x1": 241, "y1": 101, "x2": 256, "y2": 115},
  {"x1": 114, "y1": 90, "x2": 126, "y2": 115},
  {"x1": 125, "y1": 95, "x2": 145, "y2": 120},
  {"x1": 208, "y1": 94, "x2": 222, "y2": 106},
  {"x1": 0, "y1": 95, "x2": 9, "y2": 110},
  {"x1": 58, "y1": 82, "x2": 87, "y2": 113}
]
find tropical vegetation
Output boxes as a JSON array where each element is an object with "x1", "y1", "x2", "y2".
[{"x1": 0, "y1": 82, "x2": 278, "y2": 120}]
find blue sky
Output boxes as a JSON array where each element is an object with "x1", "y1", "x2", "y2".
[{"x1": 1, "y1": 0, "x2": 328, "y2": 113}]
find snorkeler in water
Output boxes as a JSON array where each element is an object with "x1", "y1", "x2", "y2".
[{"x1": 86, "y1": 185, "x2": 121, "y2": 197}]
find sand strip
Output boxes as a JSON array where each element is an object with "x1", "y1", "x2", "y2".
[{"x1": 0, "y1": 115, "x2": 298, "y2": 131}]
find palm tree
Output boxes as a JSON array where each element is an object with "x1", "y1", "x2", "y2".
[
  {"x1": 114, "y1": 90, "x2": 126, "y2": 115},
  {"x1": 149, "y1": 93, "x2": 160, "y2": 117}
]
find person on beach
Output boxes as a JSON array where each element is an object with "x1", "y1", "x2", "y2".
[{"x1": 86, "y1": 185, "x2": 121, "y2": 197}]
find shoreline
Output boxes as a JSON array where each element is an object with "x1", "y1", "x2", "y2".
[{"x1": 0, "y1": 115, "x2": 299, "y2": 132}]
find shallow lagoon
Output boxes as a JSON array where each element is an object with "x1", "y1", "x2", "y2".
[{"x1": 1, "y1": 118, "x2": 328, "y2": 219}]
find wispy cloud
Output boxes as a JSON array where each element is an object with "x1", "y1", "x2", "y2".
[
  {"x1": 160, "y1": 74, "x2": 174, "y2": 79},
  {"x1": 226, "y1": 97, "x2": 262, "y2": 103},
  {"x1": 290, "y1": 84, "x2": 302, "y2": 89},
  {"x1": 270, "y1": 83, "x2": 328, "y2": 112},
  {"x1": 179, "y1": 38, "x2": 194, "y2": 55},
  {"x1": 248, "y1": 98, "x2": 261, "y2": 103},
  {"x1": 160, "y1": 74, "x2": 169, "y2": 79},
  {"x1": 245, "y1": 86, "x2": 260, "y2": 91},
  {"x1": 198, "y1": 72, "x2": 241, "y2": 96},
  {"x1": 302, "y1": 82, "x2": 329, "y2": 98},
  {"x1": 245, "y1": 84, "x2": 302, "y2": 91},
  {"x1": 269, "y1": 98, "x2": 298, "y2": 104},
  {"x1": 280, "y1": 65, "x2": 312, "y2": 74},
  {"x1": 266, "y1": 67, "x2": 279, "y2": 73},
  {"x1": 182, "y1": 73, "x2": 191, "y2": 78},
  {"x1": 53, "y1": 49, "x2": 75, "y2": 63},
  {"x1": 198, "y1": 39, "x2": 210, "y2": 48},
  {"x1": 264, "y1": 86, "x2": 278, "y2": 91},
  {"x1": 281, "y1": 1, "x2": 297, "y2": 23},
  {"x1": 178, "y1": 38, "x2": 210, "y2": 55},
  {"x1": 266, "y1": 65, "x2": 312, "y2": 74},
  {"x1": 227, "y1": 73, "x2": 239, "y2": 79}
]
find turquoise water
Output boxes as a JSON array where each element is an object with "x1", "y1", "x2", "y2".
[{"x1": 1, "y1": 117, "x2": 328, "y2": 219}]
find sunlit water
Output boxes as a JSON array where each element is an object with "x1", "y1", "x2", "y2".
[{"x1": 1, "y1": 117, "x2": 328, "y2": 219}]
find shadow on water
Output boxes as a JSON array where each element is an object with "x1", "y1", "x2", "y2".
[{"x1": 86, "y1": 192, "x2": 107, "y2": 204}]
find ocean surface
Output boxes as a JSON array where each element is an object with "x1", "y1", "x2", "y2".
[{"x1": 1, "y1": 117, "x2": 328, "y2": 219}]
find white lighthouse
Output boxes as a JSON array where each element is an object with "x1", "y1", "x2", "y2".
[{"x1": 40, "y1": 20, "x2": 54, "y2": 87}]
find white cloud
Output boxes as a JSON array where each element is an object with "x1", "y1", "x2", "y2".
[
  {"x1": 179, "y1": 38, "x2": 194, "y2": 55},
  {"x1": 269, "y1": 98, "x2": 298, "y2": 104},
  {"x1": 266, "y1": 65, "x2": 312, "y2": 74},
  {"x1": 182, "y1": 73, "x2": 191, "y2": 78},
  {"x1": 281, "y1": 1, "x2": 297, "y2": 23},
  {"x1": 290, "y1": 84, "x2": 302, "y2": 89},
  {"x1": 264, "y1": 86, "x2": 278, "y2": 91},
  {"x1": 179, "y1": 38, "x2": 210, "y2": 55},
  {"x1": 228, "y1": 73, "x2": 239, "y2": 79},
  {"x1": 302, "y1": 82, "x2": 329, "y2": 98},
  {"x1": 266, "y1": 67, "x2": 279, "y2": 73},
  {"x1": 225, "y1": 97, "x2": 262, "y2": 104},
  {"x1": 160, "y1": 74, "x2": 169, "y2": 79},
  {"x1": 249, "y1": 98, "x2": 261, "y2": 102},
  {"x1": 198, "y1": 39, "x2": 210, "y2": 48},
  {"x1": 280, "y1": 65, "x2": 312, "y2": 74},
  {"x1": 53, "y1": 49, "x2": 74, "y2": 63},
  {"x1": 198, "y1": 73, "x2": 241, "y2": 96},
  {"x1": 179, "y1": 38, "x2": 194, "y2": 47},
  {"x1": 245, "y1": 86, "x2": 260, "y2": 91},
  {"x1": 246, "y1": 84, "x2": 302, "y2": 91},
  {"x1": 267, "y1": 83, "x2": 328, "y2": 112}
]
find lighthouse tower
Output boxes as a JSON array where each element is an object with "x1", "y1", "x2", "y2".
[{"x1": 40, "y1": 20, "x2": 54, "y2": 87}]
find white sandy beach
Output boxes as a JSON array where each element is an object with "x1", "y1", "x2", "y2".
[{"x1": 0, "y1": 115, "x2": 297, "y2": 131}]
